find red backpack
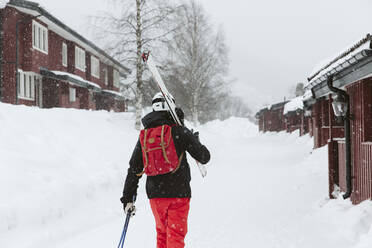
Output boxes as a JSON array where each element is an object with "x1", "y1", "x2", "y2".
[{"x1": 138, "y1": 125, "x2": 183, "y2": 176}]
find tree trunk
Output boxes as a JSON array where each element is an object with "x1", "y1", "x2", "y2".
[
  {"x1": 192, "y1": 90, "x2": 199, "y2": 125},
  {"x1": 135, "y1": 0, "x2": 143, "y2": 130}
]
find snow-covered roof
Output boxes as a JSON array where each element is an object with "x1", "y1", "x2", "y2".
[
  {"x1": 270, "y1": 101, "x2": 289, "y2": 111},
  {"x1": 283, "y1": 96, "x2": 304, "y2": 115},
  {"x1": 0, "y1": 0, "x2": 9, "y2": 9},
  {"x1": 306, "y1": 34, "x2": 372, "y2": 89},
  {"x1": 102, "y1": 89, "x2": 124, "y2": 98},
  {"x1": 302, "y1": 90, "x2": 313, "y2": 102},
  {"x1": 51, "y1": 71, "x2": 101, "y2": 89},
  {"x1": 41, "y1": 69, "x2": 126, "y2": 99}
]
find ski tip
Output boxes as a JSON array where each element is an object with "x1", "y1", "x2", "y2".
[{"x1": 142, "y1": 51, "x2": 150, "y2": 62}]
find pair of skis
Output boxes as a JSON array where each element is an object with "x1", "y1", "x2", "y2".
[{"x1": 142, "y1": 52, "x2": 207, "y2": 178}]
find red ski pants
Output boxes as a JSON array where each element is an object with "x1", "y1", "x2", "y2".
[{"x1": 150, "y1": 198, "x2": 190, "y2": 248}]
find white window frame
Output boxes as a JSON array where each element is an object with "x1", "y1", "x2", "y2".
[
  {"x1": 75, "y1": 46, "x2": 86, "y2": 72},
  {"x1": 91, "y1": 55, "x2": 100, "y2": 79},
  {"x1": 62, "y1": 42, "x2": 68, "y2": 67},
  {"x1": 32, "y1": 21, "x2": 48, "y2": 54},
  {"x1": 113, "y1": 69, "x2": 120, "y2": 87},
  {"x1": 103, "y1": 68, "x2": 108, "y2": 85},
  {"x1": 18, "y1": 71, "x2": 40, "y2": 100},
  {"x1": 69, "y1": 87, "x2": 76, "y2": 102}
]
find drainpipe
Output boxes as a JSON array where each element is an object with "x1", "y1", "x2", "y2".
[{"x1": 327, "y1": 76, "x2": 352, "y2": 199}]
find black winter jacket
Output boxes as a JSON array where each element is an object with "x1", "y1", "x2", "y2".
[{"x1": 121, "y1": 111, "x2": 210, "y2": 205}]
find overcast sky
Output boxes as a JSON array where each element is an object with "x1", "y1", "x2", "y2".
[{"x1": 34, "y1": 0, "x2": 372, "y2": 111}]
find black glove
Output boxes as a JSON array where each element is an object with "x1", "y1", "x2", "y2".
[
  {"x1": 191, "y1": 129, "x2": 200, "y2": 142},
  {"x1": 120, "y1": 196, "x2": 136, "y2": 216}
]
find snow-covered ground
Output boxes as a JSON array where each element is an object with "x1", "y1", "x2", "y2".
[{"x1": 1, "y1": 103, "x2": 372, "y2": 248}]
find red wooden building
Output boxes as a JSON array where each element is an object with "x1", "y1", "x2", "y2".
[
  {"x1": 282, "y1": 96, "x2": 310, "y2": 135},
  {"x1": 0, "y1": 0, "x2": 130, "y2": 111},
  {"x1": 306, "y1": 34, "x2": 372, "y2": 204},
  {"x1": 255, "y1": 101, "x2": 288, "y2": 132}
]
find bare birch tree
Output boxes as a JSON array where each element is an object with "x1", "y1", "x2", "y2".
[
  {"x1": 91, "y1": 0, "x2": 179, "y2": 129},
  {"x1": 164, "y1": 0, "x2": 229, "y2": 124}
]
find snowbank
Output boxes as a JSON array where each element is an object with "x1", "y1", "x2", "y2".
[
  {"x1": 1, "y1": 104, "x2": 372, "y2": 248},
  {"x1": 0, "y1": 103, "x2": 137, "y2": 246},
  {"x1": 198, "y1": 117, "x2": 258, "y2": 139}
]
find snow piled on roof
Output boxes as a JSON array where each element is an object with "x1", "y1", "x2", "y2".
[
  {"x1": 302, "y1": 90, "x2": 313, "y2": 102},
  {"x1": 51, "y1": 71, "x2": 101, "y2": 89},
  {"x1": 0, "y1": 0, "x2": 9, "y2": 9},
  {"x1": 102, "y1": 89, "x2": 124, "y2": 98},
  {"x1": 284, "y1": 96, "x2": 304, "y2": 114},
  {"x1": 307, "y1": 34, "x2": 371, "y2": 87}
]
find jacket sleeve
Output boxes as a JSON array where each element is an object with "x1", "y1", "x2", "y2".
[
  {"x1": 121, "y1": 139, "x2": 143, "y2": 205},
  {"x1": 179, "y1": 127, "x2": 211, "y2": 164}
]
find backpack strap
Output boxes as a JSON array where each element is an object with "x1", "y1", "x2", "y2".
[
  {"x1": 160, "y1": 125, "x2": 171, "y2": 164},
  {"x1": 171, "y1": 152, "x2": 184, "y2": 174},
  {"x1": 137, "y1": 129, "x2": 149, "y2": 177}
]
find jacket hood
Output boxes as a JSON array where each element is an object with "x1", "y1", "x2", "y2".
[{"x1": 141, "y1": 111, "x2": 175, "y2": 129}]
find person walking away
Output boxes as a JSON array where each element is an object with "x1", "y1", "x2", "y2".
[{"x1": 120, "y1": 92, "x2": 210, "y2": 248}]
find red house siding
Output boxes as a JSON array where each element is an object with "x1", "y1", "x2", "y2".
[
  {"x1": 346, "y1": 79, "x2": 372, "y2": 204},
  {"x1": 2, "y1": 7, "x2": 22, "y2": 104},
  {"x1": 258, "y1": 115, "x2": 264, "y2": 132},
  {"x1": 300, "y1": 114, "x2": 310, "y2": 136},
  {"x1": 328, "y1": 140, "x2": 339, "y2": 199},
  {"x1": 311, "y1": 98, "x2": 344, "y2": 149},
  {"x1": 268, "y1": 108, "x2": 285, "y2": 132},
  {"x1": 338, "y1": 141, "x2": 347, "y2": 193},
  {"x1": 42, "y1": 78, "x2": 59, "y2": 108},
  {"x1": 312, "y1": 100, "x2": 324, "y2": 148},
  {"x1": 285, "y1": 111, "x2": 302, "y2": 133},
  {"x1": 48, "y1": 31, "x2": 69, "y2": 72}
]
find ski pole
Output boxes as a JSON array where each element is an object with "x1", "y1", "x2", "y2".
[
  {"x1": 117, "y1": 211, "x2": 132, "y2": 248},
  {"x1": 117, "y1": 195, "x2": 136, "y2": 248}
]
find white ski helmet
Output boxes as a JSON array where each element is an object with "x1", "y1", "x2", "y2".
[{"x1": 152, "y1": 92, "x2": 175, "y2": 112}]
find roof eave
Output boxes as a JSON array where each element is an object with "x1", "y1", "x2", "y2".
[
  {"x1": 309, "y1": 50, "x2": 372, "y2": 99},
  {"x1": 101, "y1": 90, "x2": 126, "y2": 100},
  {"x1": 40, "y1": 67, "x2": 101, "y2": 90}
]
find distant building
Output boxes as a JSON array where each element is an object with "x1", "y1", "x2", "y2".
[
  {"x1": 0, "y1": 0, "x2": 130, "y2": 111},
  {"x1": 255, "y1": 101, "x2": 288, "y2": 133}
]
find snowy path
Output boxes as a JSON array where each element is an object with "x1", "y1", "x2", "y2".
[{"x1": 1, "y1": 107, "x2": 372, "y2": 248}]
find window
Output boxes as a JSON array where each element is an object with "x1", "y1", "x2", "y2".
[
  {"x1": 103, "y1": 68, "x2": 108, "y2": 85},
  {"x1": 18, "y1": 72, "x2": 39, "y2": 100},
  {"x1": 62, "y1": 43, "x2": 67, "y2": 67},
  {"x1": 113, "y1": 69, "x2": 120, "y2": 87},
  {"x1": 91, "y1": 56, "x2": 100, "y2": 78},
  {"x1": 69, "y1": 88, "x2": 76, "y2": 102},
  {"x1": 75, "y1": 46, "x2": 86, "y2": 72},
  {"x1": 32, "y1": 21, "x2": 48, "y2": 53}
]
